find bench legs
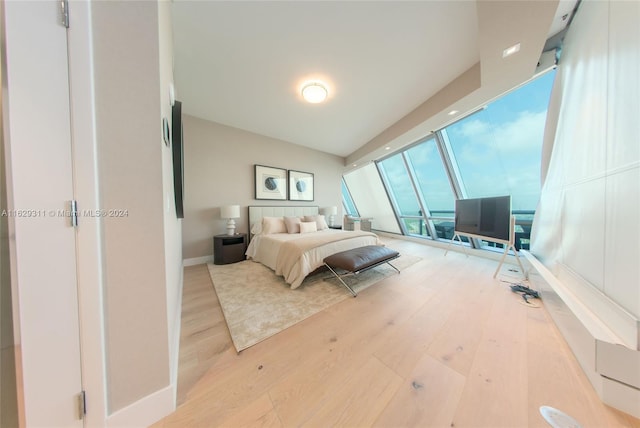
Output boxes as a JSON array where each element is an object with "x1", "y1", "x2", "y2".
[
  {"x1": 324, "y1": 259, "x2": 401, "y2": 298},
  {"x1": 386, "y1": 261, "x2": 400, "y2": 274},
  {"x1": 324, "y1": 263, "x2": 358, "y2": 297}
]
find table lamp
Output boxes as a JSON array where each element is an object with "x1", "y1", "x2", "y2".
[
  {"x1": 328, "y1": 206, "x2": 337, "y2": 226},
  {"x1": 221, "y1": 205, "x2": 240, "y2": 235}
]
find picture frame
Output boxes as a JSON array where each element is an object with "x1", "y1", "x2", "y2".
[
  {"x1": 288, "y1": 170, "x2": 314, "y2": 201},
  {"x1": 255, "y1": 165, "x2": 287, "y2": 200}
]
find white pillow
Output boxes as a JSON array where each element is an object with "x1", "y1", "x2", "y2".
[
  {"x1": 261, "y1": 216, "x2": 287, "y2": 235},
  {"x1": 299, "y1": 221, "x2": 318, "y2": 233},
  {"x1": 303, "y1": 214, "x2": 328, "y2": 230},
  {"x1": 284, "y1": 216, "x2": 302, "y2": 234},
  {"x1": 250, "y1": 221, "x2": 262, "y2": 235}
]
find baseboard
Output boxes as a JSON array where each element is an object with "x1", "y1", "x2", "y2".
[
  {"x1": 105, "y1": 384, "x2": 175, "y2": 428},
  {"x1": 183, "y1": 255, "x2": 213, "y2": 266},
  {"x1": 523, "y1": 250, "x2": 640, "y2": 419},
  {"x1": 602, "y1": 376, "x2": 640, "y2": 418},
  {"x1": 554, "y1": 262, "x2": 639, "y2": 350},
  {"x1": 169, "y1": 275, "x2": 183, "y2": 402}
]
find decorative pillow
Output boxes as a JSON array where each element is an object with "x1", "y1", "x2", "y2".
[
  {"x1": 261, "y1": 216, "x2": 287, "y2": 235},
  {"x1": 284, "y1": 216, "x2": 302, "y2": 234},
  {"x1": 250, "y1": 221, "x2": 263, "y2": 235},
  {"x1": 299, "y1": 221, "x2": 318, "y2": 234},
  {"x1": 304, "y1": 214, "x2": 328, "y2": 230}
]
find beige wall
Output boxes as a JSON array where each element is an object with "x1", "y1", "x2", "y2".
[
  {"x1": 157, "y1": 0, "x2": 184, "y2": 393},
  {"x1": 92, "y1": 1, "x2": 171, "y2": 412},
  {"x1": 182, "y1": 116, "x2": 345, "y2": 260}
]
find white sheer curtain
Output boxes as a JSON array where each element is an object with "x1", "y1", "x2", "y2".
[{"x1": 531, "y1": 0, "x2": 640, "y2": 342}]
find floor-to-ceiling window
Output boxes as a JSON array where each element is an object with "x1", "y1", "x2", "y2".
[
  {"x1": 343, "y1": 69, "x2": 556, "y2": 252},
  {"x1": 341, "y1": 179, "x2": 359, "y2": 217},
  {"x1": 343, "y1": 163, "x2": 401, "y2": 234},
  {"x1": 443, "y1": 70, "x2": 555, "y2": 249},
  {"x1": 378, "y1": 153, "x2": 429, "y2": 237}
]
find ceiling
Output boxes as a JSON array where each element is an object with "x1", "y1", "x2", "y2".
[{"x1": 172, "y1": 1, "x2": 576, "y2": 162}]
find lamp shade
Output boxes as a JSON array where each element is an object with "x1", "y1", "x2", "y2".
[
  {"x1": 221, "y1": 205, "x2": 240, "y2": 219},
  {"x1": 329, "y1": 206, "x2": 338, "y2": 215}
]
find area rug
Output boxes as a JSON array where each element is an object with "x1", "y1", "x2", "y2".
[{"x1": 207, "y1": 253, "x2": 420, "y2": 352}]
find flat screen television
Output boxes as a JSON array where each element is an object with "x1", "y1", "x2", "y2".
[{"x1": 454, "y1": 195, "x2": 511, "y2": 242}]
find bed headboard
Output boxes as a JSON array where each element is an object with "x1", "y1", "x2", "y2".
[{"x1": 248, "y1": 205, "x2": 319, "y2": 240}]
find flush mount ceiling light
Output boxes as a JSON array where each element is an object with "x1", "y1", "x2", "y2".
[
  {"x1": 502, "y1": 43, "x2": 521, "y2": 58},
  {"x1": 301, "y1": 82, "x2": 328, "y2": 104}
]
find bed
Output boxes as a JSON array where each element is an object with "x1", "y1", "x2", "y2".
[{"x1": 246, "y1": 206, "x2": 382, "y2": 289}]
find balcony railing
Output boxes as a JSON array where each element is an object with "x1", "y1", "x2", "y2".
[{"x1": 399, "y1": 210, "x2": 534, "y2": 251}]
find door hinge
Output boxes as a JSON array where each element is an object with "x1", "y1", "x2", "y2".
[
  {"x1": 60, "y1": 0, "x2": 69, "y2": 28},
  {"x1": 77, "y1": 390, "x2": 86, "y2": 419},
  {"x1": 70, "y1": 200, "x2": 78, "y2": 228}
]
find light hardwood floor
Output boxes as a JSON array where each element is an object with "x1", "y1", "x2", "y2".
[{"x1": 156, "y1": 237, "x2": 640, "y2": 428}]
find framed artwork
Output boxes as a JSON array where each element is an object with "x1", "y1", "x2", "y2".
[
  {"x1": 288, "y1": 170, "x2": 314, "y2": 201},
  {"x1": 255, "y1": 165, "x2": 287, "y2": 200}
]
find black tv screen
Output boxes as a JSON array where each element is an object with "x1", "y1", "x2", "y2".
[{"x1": 454, "y1": 195, "x2": 511, "y2": 242}]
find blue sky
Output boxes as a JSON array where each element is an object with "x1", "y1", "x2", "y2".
[{"x1": 380, "y1": 70, "x2": 556, "y2": 215}]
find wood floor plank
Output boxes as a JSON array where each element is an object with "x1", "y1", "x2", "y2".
[
  {"x1": 216, "y1": 393, "x2": 283, "y2": 428},
  {"x1": 175, "y1": 264, "x2": 232, "y2": 405},
  {"x1": 156, "y1": 237, "x2": 640, "y2": 428},
  {"x1": 372, "y1": 250, "x2": 496, "y2": 378},
  {"x1": 372, "y1": 293, "x2": 449, "y2": 378},
  {"x1": 180, "y1": 271, "x2": 418, "y2": 425},
  {"x1": 451, "y1": 284, "x2": 529, "y2": 427},
  {"x1": 301, "y1": 356, "x2": 403, "y2": 427},
  {"x1": 525, "y1": 301, "x2": 636, "y2": 428},
  {"x1": 373, "y1": 353, "x2": 466, "y2": 428},
  {"x1": 266, "y1": 284, "x2": 423, "y2": 426},
  {"x1": 425, "y1": 261, "x2": 502, "y2": 377}
]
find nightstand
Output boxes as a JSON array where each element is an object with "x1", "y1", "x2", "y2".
[{"x1": 213, "y1": 233, "x2": 247, "y2": 265}]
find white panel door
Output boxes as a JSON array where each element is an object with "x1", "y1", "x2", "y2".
[{"x1": 2, "y1": 1, "x2": 83, "y2": 427}]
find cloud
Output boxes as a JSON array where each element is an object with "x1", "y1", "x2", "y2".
[
  {"x1": 445, "y1": 109, "x2": 548, "y2": 208},
  {"x1": 452, "y1": 109, "x2": 548, "y2": 162}
]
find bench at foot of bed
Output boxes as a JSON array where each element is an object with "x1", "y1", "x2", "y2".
[{"x1": 323, "y1": 245, "x2": 400, "y2": 297}]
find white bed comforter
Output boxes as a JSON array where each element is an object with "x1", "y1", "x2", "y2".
[{"x1": 245, "y1": 229, "x2": 381, "y2": 289}]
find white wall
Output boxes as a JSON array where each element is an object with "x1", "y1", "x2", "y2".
[
  {"x1": 528, "y1": 2, "x2": 640, "y2": 416},
  {"x1": 0, "y1": 67, "x2": 19, "y2": 428},
  {"x1": 157, "y1": 0, "x2": 184, "y2": 402},
  {"x1": 182, "y1": 116, "x2": 345, "y2": 261},
  {"x1": 343, "y1": 163, "x2": 402, "y2": 233},
  {"x1": 531, "y1": 0, "x2": 640, "y2": 348}
]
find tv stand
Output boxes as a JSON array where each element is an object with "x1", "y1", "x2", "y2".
[{"x1": 445, "y1": 216, "x2": 527, "y2": 279}]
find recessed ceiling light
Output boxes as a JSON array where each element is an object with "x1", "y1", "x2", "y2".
[
  {"x1": 352, "y1": 163, "x2": 357, "y2": 167},
  {"x1": 502, "y1": 43, "x2": 521, "y2": 58},
  {"x1": 301, "y1": 81, "x2": 328, "y2": 103},
  {"x1": 448, "y1": 110, "x2": 459, "y2": 116},
  {"x1": 385, "y1": 146, "x2": 391, "y2": 150}
]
